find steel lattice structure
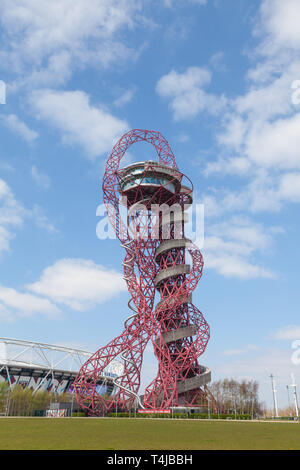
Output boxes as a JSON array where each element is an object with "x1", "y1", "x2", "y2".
[
  {"x1": 0, "y1": 337, "x2": 122, "y2": 394},
  {"x1": 74, "y1": 129, "x2": 211, "y2": 414}
]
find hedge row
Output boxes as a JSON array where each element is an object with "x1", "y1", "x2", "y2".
[
  {"x1": 190, "y1": 413, "x2": 251, "y2": 420},
  {"x1": 107, "y1": 412, "x2": 175, "y2": 418},
  {"x1": 107, "y1": 412, "x2": 252, "y2": 420},
  {"x1": 72, "y1": 412, "x2": 86, "y2": 417}
]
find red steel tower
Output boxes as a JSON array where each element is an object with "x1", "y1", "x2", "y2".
[{"x1": 74, "y1": 129, "x2": 211, "y2": 414}]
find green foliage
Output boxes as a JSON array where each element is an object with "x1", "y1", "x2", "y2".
[
  {"x1": 106, "y1": 411, "x2": 252, "y2": 420},
  {"x1": 0, "y1": 381, "x2": 9, "y2": 415},
  {"x1": 190, "y1": 413, "x2": 251, "y2": 420},
  {"x1": 0, "y1": 381, "x2": 9, "y2": 394},
  {"x1": 72, "y1": 412, "x2": 85, "y2": 417},
  {"x1": 4, "y1": 385, "x2": 78, "y2": 417},
  {"x1": 171, "y1": 413, "x2": 187, "y2": 419}
]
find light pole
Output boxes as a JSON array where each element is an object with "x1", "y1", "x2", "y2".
[
  {"x1": 270, "y1": 374, "x2": 279, "y2": 418},
  {"x1": 290, "y1": 373, "x2": 299, "y2": 419},
  {"x1": 70, "y1": 387, "x2": 75, "y2": 417},
  {"x1": 5, "y1": 387, "x2": 10, "y2": 417},
  {"x1": 286, "y1": 385, "x2": 291, "y2": 416}
]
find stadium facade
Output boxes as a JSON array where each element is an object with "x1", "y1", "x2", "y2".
[{"x1": 0, "y1": 337, "x2": 122, "y2": 395}]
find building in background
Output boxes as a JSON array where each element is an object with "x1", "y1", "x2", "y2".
[{"x1": 0, "y1": 337, "x2": 122, "y2": 395}]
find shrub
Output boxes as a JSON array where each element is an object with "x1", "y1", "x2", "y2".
[{"x1": 72, "y1": 412, "x2": 85, "y2": 417}]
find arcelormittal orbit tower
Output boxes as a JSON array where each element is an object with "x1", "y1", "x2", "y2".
[{"x1": 74, "y1": 129, "x2": 211, "y2": 415}]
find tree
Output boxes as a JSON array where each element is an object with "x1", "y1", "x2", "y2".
[
  {"x1": 0, "y1": 381, "x2": 9, "y2": 415},
  {"x1": 209, "y1": 378, "x2": 262, "y2": 416},
  {"x1": 4, "y1": 385, "x2": 75, "y2": 416}
]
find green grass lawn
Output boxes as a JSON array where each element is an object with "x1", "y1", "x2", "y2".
[{"x1": 0, "y1": 418, "x2": 300, "y2": 450}]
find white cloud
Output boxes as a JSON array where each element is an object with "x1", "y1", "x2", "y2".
[
  {"x1": 246, "y1": 171, "x2": 282, "y2": 213},
  {"x1": 204, "y1": 156, "x2": 251, "y2": 177},
  {"x1": 201, "y1": 217, "x2": 278, "y2": 280},
  {"x1": 27, "y1": 258, "x2": 127, "y2": 311},
  {"x1": 222, "y1": 349, "x2": 246, "y2": 356},
  {"x1": 203, "y1": 166, "x2": 300, "y2": 218},
  {"x1": 0, "y1": 227, "x2": 12, "y2": 257},
  {"x1": 210, "y1": 51, "x2": 227, "y2": 72},
  {"x1": 223, "y1": 344, "x2": 260, "y2": 356},
  {"x1": 0, "y1": 162, "x2": 14, "y2": 173},
  {"x1": 204, "y1": 251, "x2": 275, "y2": 280},
  {"x1": 257, "y1": 0, "x2": 300, "y2": 54},
  {"x1": 29, "y1": 89, "x2": 129, "y2": 158},
  {"x1": 0, "y1": 114, "x2": 38, "y2": 142},
  {"x1": 245, "y1": 114, "x2": 300, "y2": 170},
  {"x1": 0, "y1": 178, "x2": 24, "y2": 255},
  {"x1": 273, "y1": 326, "x2": 300, "y2": 341},
  {"x1": 205, "y1": 0, "x2": 300, "y2": 225},
  {"x1": 215, "y1": 75, "x2": 300, "y2": 173},
  {"x1": 31, "y1": 165, "x2": 51, "y2": 189},
  {"x1": 30, "y1": 205, "x2": 58, "y2": 234},
  {"x1": 157, "y1": 67, "x2": 211, "y2": 97},
  {"x1": 0, "y1": 257, "x2": 128, "y2": 321},
  {"x1": 0, "y1": 286, "x2": 60, "y2": 319},
  {"x1": 0, "y1": 178, "x2": 58, "y2": 255},
  {"x1": 16, "y1": 51, "x2": 73, "y2": 90},
  {"x1": 114, "y1": 88, "x2": 136, "y2": 107},
  {"x1": 202, "y1": 171, "x2": 278, "y2": 217},
  {"x1": 235, "y1": 65, "x2": 299, "y2": 120},
  {"x1": 202, "y1": 195, "x2": 224, "y2": 219},
  {"x1": 203, "y1": 20, "x2": 300, "y2": 217},
  {"x1": 0, "y1": 0, "x2": 142, "y2": 88},
  {"x1": 156, "y1": 66, "x2": 226, "y2": 120},
  {"x1": 163, "y1": 0, "x2": 207, "y2": 7},
  {"x1": 278, "y1": 173, "x2": 300, "y2": 203},
  {"x1": 176, "y1": 133, "x2": 190, "y2": 143},
  {"x1": 0, "y1": 179, "x2": 23, "y2": 226}
]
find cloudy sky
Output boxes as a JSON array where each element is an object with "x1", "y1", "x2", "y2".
[{"x1": 0, "y1": 0, "x2": 300, "y2": 409}]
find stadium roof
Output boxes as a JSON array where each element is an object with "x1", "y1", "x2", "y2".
[{"x1": 0, "y1": 337, "x2": 123, "y2": 392}]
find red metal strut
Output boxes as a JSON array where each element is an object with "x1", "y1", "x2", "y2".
[{"x1": 73, "y1": 129, "x2": 210, "y2": 414}]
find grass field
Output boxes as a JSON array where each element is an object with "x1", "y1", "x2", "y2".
[{"x1": 0, "y1": 418, "x2": 300, "y2": 450}]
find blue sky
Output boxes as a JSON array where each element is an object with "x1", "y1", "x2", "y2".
[{"x1": 0, "y1": 0, "x2": 300, "y2": 409}]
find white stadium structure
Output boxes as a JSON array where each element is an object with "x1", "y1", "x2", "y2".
[{"x1": 0, "y1": 338, "x2": 123, "y2": 396}]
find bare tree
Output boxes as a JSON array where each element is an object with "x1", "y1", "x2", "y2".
[{"x1": 209, "y1": 378, "x2": 261, "y2": 415}]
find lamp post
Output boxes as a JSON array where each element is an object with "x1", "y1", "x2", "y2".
[
  {"x1": 291, "y1": 373, "x2": 299, "y2": 419},
  {"x1": 5, "y1": 387, "x2": 10, "y2": 417},
  {"x1": 70, "y1": 386, "x2": 75, "y2": 417},
  {"x1": 286, "y1": 385, "x2": 291, "y2": 416},
  {"x1": 270, "y1": 374, "x2": 279, "y2": 418}
]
